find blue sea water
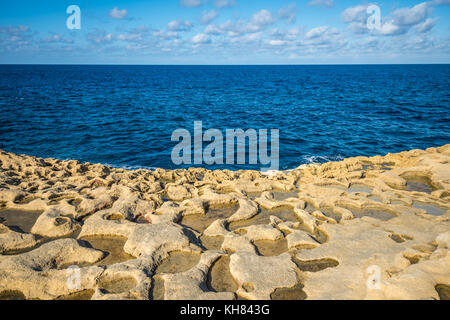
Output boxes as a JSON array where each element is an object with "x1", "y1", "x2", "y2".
[{"x1": 0, "y1": 64, "x2": 449, "y2": 171}]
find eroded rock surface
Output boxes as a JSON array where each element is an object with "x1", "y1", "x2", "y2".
[{"x1": 0, "y1": 145, "x2": 449, "y2": 300}]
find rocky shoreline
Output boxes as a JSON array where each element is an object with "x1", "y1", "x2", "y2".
[{"x1": 0, "y1": 145, "x2": 449, "y2": 300}]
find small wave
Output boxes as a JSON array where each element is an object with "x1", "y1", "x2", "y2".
[
  {"x1": 301, "y1": 155, "x2": 345, "y2": 164},
  {"x1": 101, "y1": 163, "x2": 158, "y2": 171}
]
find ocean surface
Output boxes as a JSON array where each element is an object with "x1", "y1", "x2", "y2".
[{"x1": 0, "y1": 64, "x2": 449, "y2": 171}]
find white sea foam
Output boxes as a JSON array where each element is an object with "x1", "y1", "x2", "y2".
[
  {"x1": 101, "y1": 163, "x2": 157, "y2": 171},
  {"x1": 301, "y1": 155, "x2": 345, "y2": 164}
]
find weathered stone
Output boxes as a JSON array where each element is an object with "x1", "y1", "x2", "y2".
[
  {"x1": 0, "y1": 145, "x2": 449, "y2": 300},
  {"x1": 30, "y1": 208, "x2": 80, "y2": 238},
  {"x1": 159, "y1": 251, "x2": 235, "y2": 300},
  {"x1": 0, "y1": 239, "x2": 104, "y2": 300},
  {"x1": 229, "y1": 252, "x2": 298, "y2": 300},
  {"x1": 227, "y1": 198, "x2": 258, "y2": 223},
  {"x1": 0, "y1": 224, "x2": 39, "y2": 253}
]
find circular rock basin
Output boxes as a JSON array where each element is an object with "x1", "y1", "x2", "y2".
[
  {"x1": 404, "y1": 176, "x2": 435, "y2": 194},
  {"x1": 293, "y1": 258, "x2": 339, "y2": 272},
  {"x1": 272, "y1": 191, "x2": 299, "y2": 201},
  {"x1": 98, "y1": 277, "x2": 137, "y2": 294},
  {"x1": 270, "y1": 284, "x2": 307, "y2": 300},
  {"x1": 312, "y1": 207, "x2": 342, "y2": 223},
  {"x1": 0, "y1": 290, "x2": 26, "y2": 300},
  {"x1": 412, "y1": 202, "x2": 447, "y2": 216},
  {"x1": 151, "y1": 277, "x2": 165, "y2": 300},
  {"x1": 253, "y1": 239, "x2": 288, "y2": 256},
  {"x1": 322, "y1": 185, "x2": 347, "y2": 191},
  {"x1": 228, "y1": 207, "x2": 298, "y2": 231},
  {"x1": 350, "y1": 207, "x2": 397, "y2": 221},
  {"x1": 207, "y1": 255, "x2": 238, "y2": 293},
  {"x1": 154, "y1": 251, "x2": 201, "y2": 274},
  {"x1": 435, "y1": 284, "x2": 450, "y2": 300},
  {"x1": 0, "y1": 209, "x2": 43, "y2": 233},
  {"x1": 347, "y1": 184, "x2": 373, "y2": 194},
  {"x1": 105, "y1": 213, "x2": 125, "y2": 221},
  {"x1": 380, "y1": 162, "x2": 395, "y2": 170},
  {"x1": 55, "y1": 289, "x2": 95, "y2": 300},
  {"x1": 200, "y1": 235, "x2": 224, "y2": 251},
  {"x1": 368, "y1": 195, "x2": 382, "y2": 203},
  {"x1": 322, "y1": 184, "x2": 373, "y2": 194},
  {"x1": 78, "y1": 236, "x2": 135, "y2": 266},
  {"x1": 316, "y1": 204, "x2": 396, "y2": 221},
  {"x1": 180, "y1": 204, "x2": 238, "y2": 233},
  {"x1": 247, "y1": 190, "x2": 299, "y2": 201}
]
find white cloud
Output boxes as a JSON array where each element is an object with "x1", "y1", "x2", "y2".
[
  {"x1": 393, "y1": 34, "x2": 436, "y2": 53},
  {"x1": 302, "y1": 26, "x2": 339, "y2": 42},
  {"x1": 378, "y1": 21, "x2": 403, "y2": 35},
  {"x1": 214, "y1": 0, "x2": 237, "y2": 8},
  {"x1": 348, "y1": 22, "x2": 369, "y2": 34},
  {"x1": 308, "y1": 0, "x2": 334, "y2": 8},
  {"x1": 414, "y1": 17, "x2": 437, "y2": 33},
  {"x1": 341, "y1": 2, "x2": 437, "y2": 36},
  {"x1": 392, "y1": 2, "x2": 430, "y2": 26},
  {"x1": 196, "y1": 9, "x2": 279, "y2": 40},
  {"x1": 153, "y1": 30, "x2": 179, "y2": 40},
  {"x1": 251, "y1": 9, "x2": 275, "y2": 26},
  {"x1": 43, "y1": 34, "x2": 73, "y2": 44},
  {"x1": 267, "y1": 39, "x2": 286, "y2": 46},
  {"x1": 117, "y1": 26, "x2": 149, "y2": 42},
  {"x1": 341, "y1": 5, "x2": 367, "y2": 23},
  {"x1": 286, "y1": 27, "x2": 302, "y2": 39},
  {"x1": 431, "y1": 0, "x2": 450, "y2": 5},
  {"x1": 278, "y1": 4, "x2": 297, "y2": 24},
  {"x1": 191, "y1": 33, "x2": 211, "y2": 44},
  {"x1": 118, "y1": 34, "x2": 141, "y2": 41},
  {"x1": 87, "y1": 30, "x2": 114, "y2": 45},
  {"x1": 109, "y1": 7, "x2": 128, "y2": 19},
  {"x1": 3, "y1": 1, "x2": 450, "y2": 64},
  {"x1": 204, "y1": 24, "x2": 224, "y2": 35},
  {"x1": 201, "y1": 10, "x2": 219, "y2": 24},
  {"x1": 305, "y1": 26, "x2": 329, "y2": 39},
  {"x1": 269, "y1": 27, "x2": 302, "y2": 41},
  {"x1": 299, "y1": 26, "x2": 347, "y2": 54},
  {"x1": 180, "y1": 0, "x2": 203, "y2": 8},
  {"x1": 168, "y1": 20, "x2": 193, "y2": 31},
  {"x1": 206, "y1": 17, "x2": 266, "y2": 38},
  {"x1": 229, "y1": 32, "x2": 262, "y2": 44},
  {"x1": 0, "y1": 25, "x2": 30, "y2": 35},
  {"x1": 0, "y1": 25, "x2": 33, "y2": 50}
]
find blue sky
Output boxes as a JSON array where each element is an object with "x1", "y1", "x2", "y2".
[{"x1": 0, "y1": 0, "x2": 449, "y2": 64}]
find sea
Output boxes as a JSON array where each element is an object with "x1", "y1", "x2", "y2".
[{"x1": 0, "y1": 64, "x2": 449, "y2": 171}]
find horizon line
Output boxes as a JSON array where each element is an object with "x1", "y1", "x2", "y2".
[{"x1": 0, "y1": 63, "x2": 449, "y2": 66}]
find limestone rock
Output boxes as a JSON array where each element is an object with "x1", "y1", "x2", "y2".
[
  {"x1": 166, "y1": 184, "x2": 197, "y2": 201},
  {"x1": 235, "y1": 224, "x2": 283, "y2": 242},
  {"x1": 0, "y1": 224, "x2": 39, "y2": 254},
  {"x1": 227, "y1": 198, "x2": 258, "y2": 223},
  {"x1": 30, "y1": 208, "x2": 80, "y2": 238},
  {"x1": 286, "y1": 230, "x2": 319, "y2": 250},
  {"x1": 159, "y1": 251, "x2": 235, "y2": 300},
  {"x1": 379, "y1": 172, "x2": 407, "y2": 189},
  {"x1": 0, "y1": 239, "x2": 104, "y2": 300},
  {"x1": 0, "y1": 144, "x2": 449, "y2": 300},
  {"x1": 293, "y1": 206, "x2": 317, "y2": 233},
  {"x1": 229, "y1": 252, "x2": 298, "y2": 300}
]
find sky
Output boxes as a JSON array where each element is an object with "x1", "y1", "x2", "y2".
[{"x1": 0, "y1": 0, "x2": 449, "y2": 64}]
